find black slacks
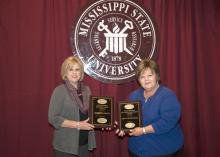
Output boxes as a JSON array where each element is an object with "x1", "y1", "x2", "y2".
[
  {"x1": 54, "y1": 144, "x2": 89, "y2": 157},
  {"x1": 128, "y1": 149, "x2": 181, "y2": 157}
]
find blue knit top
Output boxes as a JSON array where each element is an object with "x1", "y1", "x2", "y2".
[{"x1": 128, "y1": 85, "x2": 184, "y2": 157}]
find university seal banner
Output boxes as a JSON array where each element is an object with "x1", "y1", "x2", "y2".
[{"x1": 72, "y1": 0, "x2": 158, "y2": 84}]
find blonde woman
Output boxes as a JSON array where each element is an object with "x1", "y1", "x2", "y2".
[{"x1": 48, "y1": 56, "x2": 96, "y2": 157}]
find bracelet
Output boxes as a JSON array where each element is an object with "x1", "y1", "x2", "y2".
[
  {"x1": 142, "y1": 127, "x2": 146, "y2": 134},
  {"x1": 77, "y1": 122, "x2": 80, "y2": 130}
]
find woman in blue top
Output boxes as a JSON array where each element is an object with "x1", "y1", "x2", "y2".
[{"x1": 116, "y1": 59, "x2": 184, "y2": 157}]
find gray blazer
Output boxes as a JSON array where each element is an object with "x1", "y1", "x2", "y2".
[{"x1": 48, "y1": 84, "x2": 96, "y2": 155}]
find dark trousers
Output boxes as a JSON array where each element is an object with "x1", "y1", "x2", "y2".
[
  {"x1": 54, "y1": 144, "x2": 89, "y2": 157},
  {"x1": 129, "y1": 149, "x2": 181, "y2": 157}
]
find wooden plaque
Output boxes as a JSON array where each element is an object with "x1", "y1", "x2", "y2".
[
  {"x1": 118, "y1": 101, "x2": 142, "y2": 131},
  {"x1": 89, "y1": 96, "x2": 113, "y2": 128}
]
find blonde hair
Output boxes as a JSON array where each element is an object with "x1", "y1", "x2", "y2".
[
  {"x1": 136, "y1": 59, "x2": 160, "y2": 81},
  {"x1": 60, "y1": 56, "x2": 84, "y2": 81}
]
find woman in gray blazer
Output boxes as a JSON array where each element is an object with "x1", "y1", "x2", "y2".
[{"x1": 48, "y1": 56, "x2": 96, "y2": 157}]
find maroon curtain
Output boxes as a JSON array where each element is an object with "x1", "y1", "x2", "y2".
[{"x1": 0, "y1": 0, "x2": 220, "y2": 157}]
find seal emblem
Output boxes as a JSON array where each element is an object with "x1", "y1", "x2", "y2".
[{"x1": 72, "y1": 0, "x2": 158, "y2": 83}]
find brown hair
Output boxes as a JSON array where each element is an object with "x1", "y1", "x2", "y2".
[
  {"x1": 136, "y1": 59, "x2": 160, "y2": 81},
  {"x1": 60, "y1": 56, "x2": 84, "y2": 81}
]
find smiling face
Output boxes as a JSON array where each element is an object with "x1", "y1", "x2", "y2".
[
  {"x1": 65, "y1": 63, "x2": 82, "y2": 87},
  {"x1": 138, "y1": 68, "x2": 158, "y2": 92},
  {"x1": 61, "y1": 56, "x2": 84, "y2": 87}
]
